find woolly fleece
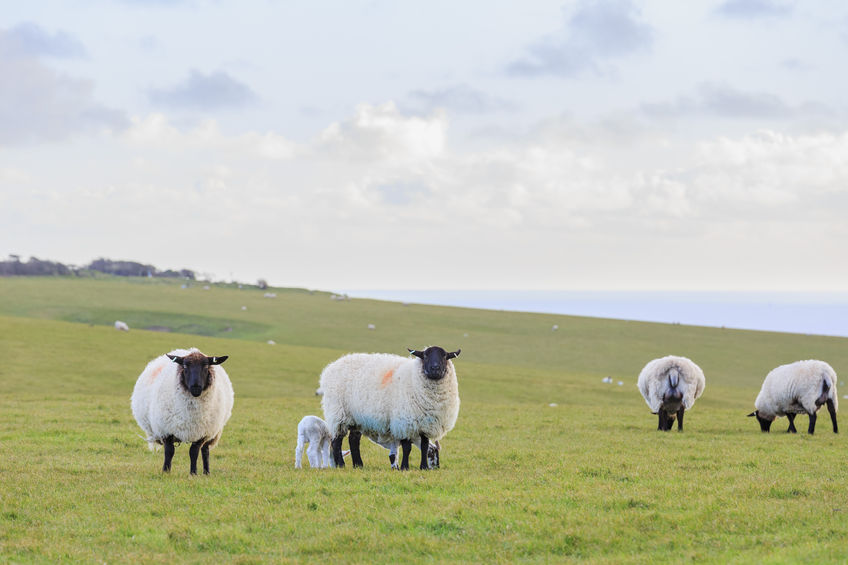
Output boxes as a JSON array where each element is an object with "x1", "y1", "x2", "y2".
[
  {"x1": 131, "y1": 348, "x2": 234, "y2": 449},
  {"x1": 637, "y1": 355, "x2": 706, "y2": 413},
  {"x1": 319, "y1": 352, "x2": 460, "y2": 442},
  {"x1": 754, "y1": 359, "x2": 838, "y2": 418}
]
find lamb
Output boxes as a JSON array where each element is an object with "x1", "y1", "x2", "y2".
[
  {"x1": 131, "y1": 348, "x2": 234, "y2": 474},
  {"x1": 320, "y1": 346, "x2": 460, "y2": 470},
  {"x1": 114, "y1": 320, "x2": 129, "y2": 331},
  {"x1": 637, "y1": 355, "x2": 705, "y2": 431},
  {"x1": 748, "y1": 360, "x2": 838, "y2": 434},
  {"x1": 366, "y1": 433, "x2": 441, "y2": 469},
  {"x1": 295, "y1": 415, "x2": 350, "y2": 468}
]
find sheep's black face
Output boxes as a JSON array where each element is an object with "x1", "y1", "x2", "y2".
[
  {"x1": 662, "y1": 367, "x2": 684, "y2": 412},
  {"x1": 747, "y1": 410, "x2": 773, "y2": 432},
  {"x1": 408, "y1": 346, "x2": 460, "y2": 381},
  {"x1": 168, "y1": 353, "x2": 228, "y2": 398}
]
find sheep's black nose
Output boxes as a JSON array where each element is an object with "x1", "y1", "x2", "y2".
[{"x1": 190, "y1": 387, "x2": 202, "y2": 397}]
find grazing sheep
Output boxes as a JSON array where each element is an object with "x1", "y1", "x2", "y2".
[
  {"x1": 114, "y1": 320, "x2": 129, "y2": 331},
  {"x1": 366, "y1": 433, "x2": 441, "y2": 469},
  {"x1": 295, "y1": 415, "x2": 350, "y2": 468},
  {"x1": 320, "y1": 346, "x2": 461, "y2": 470},
  {"x1": 131, "y1": 348, "x2": 233, "y2": 474},
  {"x1": 637, "y1": 355, "x2": 705, "y2": 431},
  {"x1": 748, "y1": 360, "x2": 838, "y2": 434}
]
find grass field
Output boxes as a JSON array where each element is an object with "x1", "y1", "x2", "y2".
[{"x1": 2, "y1": 276, "x2": 848, "y2": 563}]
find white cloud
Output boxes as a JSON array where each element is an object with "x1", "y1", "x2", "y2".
[
  {"x1": 507, "y1": 0, "x2": 653, "y2": 78},
  {"x1": 148, "y1": 69, "x2": 258, "y2": 110},
  {"x1": 0, "y1": 27, "x2": 127, "y2": 145},
  {"x1": 714, "y1": 0, "x2": 793, "y2": 20},
  {"x1": 0, "y1": 22, "x2": 87, "y2": 59},
  {"x1": 5, "y1": 104, "x2": 848, "y2": 289}
]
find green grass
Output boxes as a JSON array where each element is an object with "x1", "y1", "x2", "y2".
[{"x1": 1, "y1": 276, "x2": 848, "y2": 563}]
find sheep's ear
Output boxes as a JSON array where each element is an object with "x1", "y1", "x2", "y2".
[
  {"x1": 747, "y1": 411, "x2": 757, "y2": 417},
  {"x1": 446, "y1": 349, "x2": 461, "y2": 360},
  {"x1": 167, "y1": 354, "x2": 183, "y2": 365},
  {"x1": 207, "y1": 356, "x2": 228, "y2": 365},
  {"x1": 408, "y1": 348, "x2": 424, "y2": 359}
]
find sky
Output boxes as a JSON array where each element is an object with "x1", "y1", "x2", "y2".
[{"x1": 1, "y1": 0, "x2": 847, "y2": 291}]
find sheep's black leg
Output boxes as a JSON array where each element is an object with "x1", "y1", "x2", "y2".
[
  {"x1": 332, "y1": 433, "x2": 346, "y2": 468},
  {"x1": 786, "y1": 414, "x2": 797, "y2": 433},
  {"x1": 400, "y1": 439, "x2": 412, "y2": 471},
  {"x1": 677, "y1": 407, "x2": 685, "y2": 432},
  {"x1": 163, "y1": 436, "x2": 175, "y2": 472},
  {"x1": 808, "y1": 411, "x2": 817, "y2": 435},
  {"x1": 827, "y1": 399, "x2": 838, "y2": 433},
  {"x1": 419, "y1": 434, "x2": 430, "y2": 470},
  {"x1": 189, "y1": 440, "x2": 202, "y2": 475},
  {"x1": 657, "y1": 411, "x2": 667, "y2": 431},
  {"x1": 349, "y1": 430, "x2": 363, "y2": 468},
  {"x1": 389, "y1": 453, "x2": 396, "y2": 467},
  {"x1": 201, "y1": 441, "x2": 211, "y2": 474}
]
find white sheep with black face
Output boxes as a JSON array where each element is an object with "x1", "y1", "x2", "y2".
[
  {"x1": 748, "y1": 360, "x2": 838, "y2": 434},
  {"x1": 131, "y1": 348, "x2": 233, "y2": 474},
  {"x1": 319, "y1": 346, "x2": 460, "y2": 470},
  {"x1": 637, "y1": 355, "x2": 705, "y2": 431}
]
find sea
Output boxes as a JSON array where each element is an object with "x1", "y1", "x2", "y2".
[{"x1": 340, "y1": 290, "x2": 848, "y2": 338}]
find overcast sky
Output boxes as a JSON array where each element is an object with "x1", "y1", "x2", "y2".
[{"x1": 2, "y1": 0, "x2": 847, "y2": 291}]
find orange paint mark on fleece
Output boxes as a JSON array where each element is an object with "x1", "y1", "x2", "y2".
[
  {"x1": 147, "y1": 363, "x2": 164, "y2": 384},
  {"x1": 380, "y1": 369, "x2": 395, "y2": 388}
]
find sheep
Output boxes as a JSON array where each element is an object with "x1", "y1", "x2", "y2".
[
  {"x1": 131, "y1": 348, "x2": 233, "y2": 474},
  {"x1": 748, "y1": 360, "x2": 838, "y2": 434},
  {"x1": 637, "y1": 355, "x2": 705, "y2": 431},
  {"x1": 295, "y1": 415, "x2": 350, "y2": 468},
  {"x1": 365, "y1": 433, "x2": 441, "y2": 469},
  {"x1": 114, "y1": 320, "x2": 129, "y2": 331},
  {"x1": 320, "y1": 346, "x2": 461, "y2": 470}
]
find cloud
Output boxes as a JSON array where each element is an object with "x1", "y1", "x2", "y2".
[
  {"x1": 148, "y1": 69, "x2": 259, "y2": 110},
  {"x1": 315, "y1": 102, "x2": 446, "y2": 164},
  {"x1": 641, "y1": 83, "x2": 828, "y2": 121},
  {"x1": 0, "y1": 27, "x2": 127, "y2": 145},
  {"x1": 507, "y1": 0, "x2": 653, "y2": 78},
  {"x1": 406, "y1": 84, "x2": 516, "y2": 115},
  {"x1": 7, "y1": 105, "x2": 848, "y2": 289},
  {"x1": 0, "y1": 22, "x2": 86, "y2": 59},
  {"x1": 714, "y1": 0, "x2": 793, "y2": 19}
]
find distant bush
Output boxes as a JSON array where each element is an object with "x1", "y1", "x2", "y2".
[
  {"x1": 0, "y1": 255, "x2": 73, "y2": 276},
  {"x1": 0, "y1": 255, "x2": 195, "y2": 280}
]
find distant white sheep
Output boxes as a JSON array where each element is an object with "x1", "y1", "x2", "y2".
[
  {"x1": 295, "y1": 415, "x2": 349, "y2": 468},
  {"x1": 320, "y1": 346, "x2": 461, "y2": 470},
  {"x1": 748, "y1": 360, "x2": 838, "y2": 434},
  {"x1": 637, "y1": 355, "x2": 705, "y2": 431},
  {"x1": 131, "y1": 348, "x2": 233, "y2": 474},
  {"x1": 114, "y1": 320, "x2": 129, "y2": 331}
]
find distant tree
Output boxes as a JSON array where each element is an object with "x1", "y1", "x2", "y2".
[{"x1": 0, "y1": 256, "x2": 71, "y2": 276}]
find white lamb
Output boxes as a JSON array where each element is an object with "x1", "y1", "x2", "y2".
[
  {"x1": 748, "y1": 360, "x2": 839, "y2": 434},
  {"x1": 295, "y1": 415, "x2": 349, "y2": 468},
  {"x1": 114, "y1": 320, "x2": 129, "y2": 331},
  {"x1": 320, "y1": 346, "x2": 460, "y2": 470},
  {"x1": 366, "y1": 433, "x2": 441, "y2": 469},
  {"x1": 131, "y1": 348, "x2": 234, "y2": 474},
  {"x1": 637, "y1": 355, "x2": 705, "y2": 431}
]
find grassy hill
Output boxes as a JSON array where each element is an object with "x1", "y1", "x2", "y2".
[{"x1": 1, "y1": 276, "x2": 847, "y2": 562}]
